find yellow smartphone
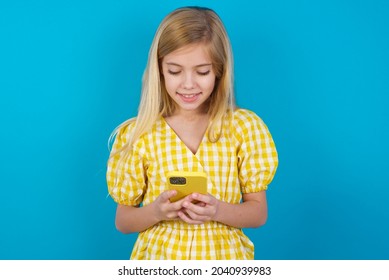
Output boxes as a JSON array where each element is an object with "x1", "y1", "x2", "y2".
[{"x1": 167, "y1": 171, "x2": 207, "y2": 202}]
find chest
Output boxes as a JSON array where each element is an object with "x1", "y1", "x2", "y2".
[{"x1": 164, "y1": 117, "x2": 208, "y2": 154}]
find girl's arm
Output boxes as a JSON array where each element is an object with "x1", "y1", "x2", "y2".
[
  {"x1": 178, "y1": 191, "x2": 267, "y2": 228},
  {"x1": 115, "y1": 190, "x2": 184, "y2": 233}
]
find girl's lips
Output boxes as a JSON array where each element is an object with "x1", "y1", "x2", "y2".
[{"x1": 177, "y1": 92, "x2": 201, "y2": 102}]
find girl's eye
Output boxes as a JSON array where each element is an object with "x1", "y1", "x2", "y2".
[
  {"x1": 168, "y1": 70, "x2": 180, "y2": 75},
  {"x1": 197, "y1": 71, "x2": 210, "y2": 76}
]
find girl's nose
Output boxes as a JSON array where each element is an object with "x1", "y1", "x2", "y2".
[{"x1": 182, "y1": 73, "x2": 195, "y2": 89}]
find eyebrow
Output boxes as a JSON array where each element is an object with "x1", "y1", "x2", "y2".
[{"x1": 165, "y1": 62, "x2": 212, "y2": 67}]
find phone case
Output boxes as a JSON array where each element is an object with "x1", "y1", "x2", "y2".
[{"x1": 166, "y1": 171, "x2": 207, "y2": 202}]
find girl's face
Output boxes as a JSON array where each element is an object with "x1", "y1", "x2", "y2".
[{"x1": 161, "y1": 43, "x2": 216, "y2": 115}]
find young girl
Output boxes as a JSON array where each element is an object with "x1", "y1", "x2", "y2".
[{"x1": 107, "y1": 6, "x2": 278, "y2": 260}]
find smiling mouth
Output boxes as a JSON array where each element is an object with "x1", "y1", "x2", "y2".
[
  {"x1": 176, "y1": 92, "x2": 201, "y2": 102},
  {"x1": 177, "y1": 93, "x2": 201, "y2": 97}
]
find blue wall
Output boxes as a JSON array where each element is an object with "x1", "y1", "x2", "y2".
[{"x1": 1, "y1": 0, "x2": 388, "y2": 259}]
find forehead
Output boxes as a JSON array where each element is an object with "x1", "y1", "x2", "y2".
[{"x1": 163, "y1": 43, "x2": 212, "y2": 66}]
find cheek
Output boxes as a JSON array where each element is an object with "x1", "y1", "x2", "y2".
[
  {"x1": 162, "y1": 68, "x2": 174, "y2": 90},
  {"x1": 163, "y1": 76, "x2": 178, "y2": 95},
  {"x1": 203, "y1": 76, "x2": 216, "y2": 91}
]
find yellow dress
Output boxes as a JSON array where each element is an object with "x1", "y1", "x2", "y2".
[{"x1": 107, "y1": 109, "x2": 278, "y2": 259}]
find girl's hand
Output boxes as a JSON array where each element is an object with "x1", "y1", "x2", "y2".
[
  {"x1": 178, "y1": 193, "x2": 220, "y2": 224},
  {"x1": 151, "y1": 190, "x2": 185, "y2": 222}
]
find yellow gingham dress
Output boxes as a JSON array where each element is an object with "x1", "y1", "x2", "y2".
[{"x1": 107, "y1": 109, "x2": 278, "y2": 259}]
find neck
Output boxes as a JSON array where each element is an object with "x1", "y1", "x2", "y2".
[
  {"x1": 172, "y1": 108, "x2": 210, "y2": 122},
  {"x1": 170, "y1": 102, "x2": 209, "y2": 121}
]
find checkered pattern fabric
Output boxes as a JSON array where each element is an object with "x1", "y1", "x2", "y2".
[{"x1": 107, "y1": 109, "x2": 278, "y2": 259}]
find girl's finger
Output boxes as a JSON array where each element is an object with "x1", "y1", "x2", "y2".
[
  {"x1": 178, "y1": 211, "x2": 203, "y2": 224},
  {"x1": 160, "y1": 190, "x2": 177, "y2": 202}
]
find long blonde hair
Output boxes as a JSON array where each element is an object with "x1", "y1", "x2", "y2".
[{"x1": 109, "y1": 6, "x2": 235, "y2": 156}]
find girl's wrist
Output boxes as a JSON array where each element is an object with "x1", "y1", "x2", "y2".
[
  {"x1": 148, "y1": 202, "x2": 162, "y2": 224},
  {"x1": 212, "y1": 200, "x2": 223, "y2": 223}
]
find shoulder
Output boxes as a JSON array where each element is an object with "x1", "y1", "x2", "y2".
[
  {"x1": 232, "y1": 109, "x2": 267, "y2": 132},
  {"x1": 231, "y1": 109, "x2": 272, "y2": 143},
  {"x1": 115, "y1": 117, "x2": 165, "y2": 149},
  {"x1": 109, "y1": 118, "x2": 136, "y2": 152},
  {"x1": 233, "y1": 108, "x2": 263, "y2": 124},
  {"x1": 115, "y1": 118, "x2": 136, "y2": 142}
]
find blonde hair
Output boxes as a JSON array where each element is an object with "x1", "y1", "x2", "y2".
[{"x1": 109, "y1": 6, "x2": 235, "y2": 156}]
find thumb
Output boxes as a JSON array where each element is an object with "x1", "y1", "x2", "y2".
[{"x1": 160, "y1": 190, "x2": 177, "y2": 202}]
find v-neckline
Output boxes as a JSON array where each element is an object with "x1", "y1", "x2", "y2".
[{"x1": 162, "y1": 117, "x2": 208, "y2": 156}]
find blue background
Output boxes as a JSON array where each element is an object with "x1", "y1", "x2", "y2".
[{"x1": 1, "y1": 0, "x2": 388, "y2": 259}]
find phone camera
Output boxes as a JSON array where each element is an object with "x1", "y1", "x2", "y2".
[{"x1": 170, "y1": 177, "x2": 186, "y2": 185}]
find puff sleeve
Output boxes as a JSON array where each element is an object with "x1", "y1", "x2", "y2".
[
  {"x1": 106, "y1": 123, "x2": 147, "y2": 206},
  {"x1": 234, "y1": 110, "x2": 278, "y2": 193}
]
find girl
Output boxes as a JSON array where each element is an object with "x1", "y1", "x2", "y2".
[{"x1": 107, "y1": 6, "x2": 278, "y2": 260}]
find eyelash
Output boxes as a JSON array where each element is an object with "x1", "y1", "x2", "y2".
[
  {"x1": 167, "y1": 70, "x2": 180, "y2": 75},
  {"x1": 167, "y1": 70, "x2": 210, "y2": 76},
  {"x1": 198, "y1": 71, "x2": 210, "y2": 76}
]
